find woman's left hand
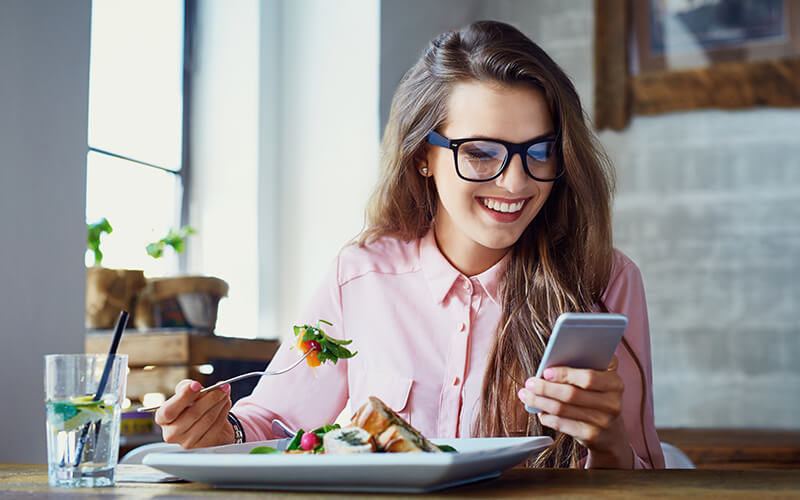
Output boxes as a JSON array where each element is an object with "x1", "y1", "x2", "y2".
[{"x1": 517, "y1": 356, "x2": 633, "y2": 468}]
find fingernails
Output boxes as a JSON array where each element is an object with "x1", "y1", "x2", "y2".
[
  {"x1": 518, "y1": 388, "x2": 529, "y2": 400},
  {"x1": 190, "y1": 381, "x2": 202, "y2": 392},
  {"x1": 221, "y1": 383, "x2": 231, "y2": 394},
  {"x1": 525, "y1": 378, "x2": 538, "y2": 390},
  {"x1": 543, "y1": 368, "x2": 555, "y2": 381}
]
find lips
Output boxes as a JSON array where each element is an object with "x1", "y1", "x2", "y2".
[{"x1": 477, "y1": 196, "x2": 530, "y2": 223}]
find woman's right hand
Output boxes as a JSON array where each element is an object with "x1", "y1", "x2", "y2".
[{"x1": 155, "y1": 379, "x2": 235, "y2": 449}]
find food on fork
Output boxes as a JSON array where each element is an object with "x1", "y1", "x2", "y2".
[{"x1": 293, "y1": 319, "x2": 357, "y2": 368}]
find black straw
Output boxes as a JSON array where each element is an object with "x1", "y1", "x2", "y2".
[
  {"x1": 93, "y1": 311, "x2": 129, "y2": 400},
  {"x1": 73, "y1": 310, "x2": 128, "y2": 467}
]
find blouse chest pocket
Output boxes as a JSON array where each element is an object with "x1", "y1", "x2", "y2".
[{"x1": 356, "y1": 372, "x2": 414, "y2": 423}]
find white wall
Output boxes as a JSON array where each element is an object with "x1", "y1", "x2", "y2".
[
  {"x1": 0, "y1": 1, "x2": 90, "y2": 462},
  {"x1": 189, "y1": 0, "x2": 380, "y2": 339},
  {"x1": 269, "y1": 0, "x2": 380, "y2": 336},
  {"x1": 188, "y1": 0, "x2": 261, "y2": 338}
]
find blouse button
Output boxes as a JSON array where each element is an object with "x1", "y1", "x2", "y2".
[
  {"x1": 459, "y1": 322, "x2": 466, "y2": 332},
  {"x1": 452, "y1": 376, "x2": 461, "y2": 386},
  {"x1": 462, "y1": 279, "x2": 471, "y2": 292}
]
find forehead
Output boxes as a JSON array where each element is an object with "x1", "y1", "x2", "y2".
[{"x1": 441, "y1": 81, "x2": 553, "y2": 142}]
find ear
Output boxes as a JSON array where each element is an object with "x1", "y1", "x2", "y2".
[{"x1": 417, "y1": 160, "x2": 430, "y2": 177}]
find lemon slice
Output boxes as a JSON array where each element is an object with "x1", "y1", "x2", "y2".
[{"x1": 47, "y1": 397, "x2": 114, "y2": 432}]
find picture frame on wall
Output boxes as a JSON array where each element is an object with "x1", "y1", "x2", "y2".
[{"x1": 595, "y1": 0, "x2": 800, "y2": 131}]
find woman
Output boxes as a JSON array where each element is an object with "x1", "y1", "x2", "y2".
[{"x1": 155, "y1": 20, "x2": 664, "y2": 469}]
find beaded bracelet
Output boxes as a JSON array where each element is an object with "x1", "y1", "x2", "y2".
[{"x1": 227, "y1": 412, "x2": 246, "y2": 444}]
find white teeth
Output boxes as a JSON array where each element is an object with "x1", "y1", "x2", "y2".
[{"x1": 482, "y1": 198, "x2": 524, "y2": 213}]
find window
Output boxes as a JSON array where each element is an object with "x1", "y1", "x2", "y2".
[{"x1": 85, "y1": 0, "x2": 187, "y2": 277}]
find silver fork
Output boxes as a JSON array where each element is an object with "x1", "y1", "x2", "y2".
[{"x1": 137, "y1": 350, "x2": 313, "y2": 413}]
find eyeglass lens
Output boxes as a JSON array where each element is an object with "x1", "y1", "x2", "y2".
[{"x1": 457, "y1": 140, "x2": 556, "y2": 181}]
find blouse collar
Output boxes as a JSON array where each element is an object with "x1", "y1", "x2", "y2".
[{"x1": 419, "y1": 227, "x2": 508, "y2": 306}]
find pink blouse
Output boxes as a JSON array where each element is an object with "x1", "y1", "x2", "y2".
[{"x1": 233, "y1": 229, "x2": 665, "y2": 468}]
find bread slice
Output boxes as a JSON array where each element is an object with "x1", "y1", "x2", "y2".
[
  {"x1": 350, "y1": 396, "x2": 396, "y2": 436},
  {"x1": 322, "y1": 427, "x2": 376, "y2": 454},
  {"x1": 350, "y1": 396, "x2": 441, "y2": 453},
  {"x1": 378, "y1": 423, "x2": 440, "y2": 453}
]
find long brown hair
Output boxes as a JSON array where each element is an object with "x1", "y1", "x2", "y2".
[{"x1": 358, "y1": 21, "x2": 616, "y2": 467}]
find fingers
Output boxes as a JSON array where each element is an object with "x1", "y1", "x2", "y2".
[
  {"x1": 540, "y1": 365, "x2": 624, "y2": 393},
  {"x1": 519, "y1": 391, "x2": 615, "y2": 430},
  {"x1": 181, "y1": 395, "x2": 232, "y2": 449},
  {"x1": 523, "y1": 376, "x2": 622, "y2": 415},
  {"x1": 155, "y1": 379, "x2": 203, "y2": 426},
  {"x1": 156, "y1": 379, "x2": 234, "y2": 449},
  {"x1": 537, "y1": 412, "x2": 603, "y2": 446},
  {"x1": 160, "y1": 384, "x2": 231, "y2": 445}
]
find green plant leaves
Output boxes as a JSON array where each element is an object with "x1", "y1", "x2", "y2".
[
  {"x1": 87, "y1": 218, "x2": 113, "y2": 266},
  {"x1": 146, "y1": 225, "x2": 196, "y2": 259}
]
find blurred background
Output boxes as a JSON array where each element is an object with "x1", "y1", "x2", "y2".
[{"x1": 1, "y1": 0, "x2": 798, "y2": 463}]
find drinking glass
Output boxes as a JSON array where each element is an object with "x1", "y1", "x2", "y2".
[{"x1": 44, "y1": 354, "x2": 127, "y2": 487}]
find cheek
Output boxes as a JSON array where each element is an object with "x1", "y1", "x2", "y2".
[
  {"x1": 530, "y1": 183, "x2": 554, "y2": 211},
  {"x1": 438, "y1": 180, "x2": 480, "y2": 217},
  {"x1": 431, "y1": 166, "x2": 474, "y2": 208}
]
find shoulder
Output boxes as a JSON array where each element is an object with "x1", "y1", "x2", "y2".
[
  {"x1": 609, "y1": 248, "x2": 642, "y2": 283},
  {"x1": 336, "y1": 236, "x2": 420, "y2": 286},
  {"x1": 602, "y1": 248, "x2": 646, "y2": 306}
]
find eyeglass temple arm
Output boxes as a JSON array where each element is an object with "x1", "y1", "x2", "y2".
[{"x1": 426, "y1": 130, "x2": 452, "y2": 149}]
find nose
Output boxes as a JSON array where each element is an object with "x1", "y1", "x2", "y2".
[{"x1": 495, "y1": 152, "x2": 530, "y2": 194}]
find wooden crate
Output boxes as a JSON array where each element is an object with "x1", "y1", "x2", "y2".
[{"x1": 86, "y1": 329, "x2": 280, "y2": 402}]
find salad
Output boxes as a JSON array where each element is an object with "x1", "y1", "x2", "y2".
[
  {"x1": 250, "y1": 424, "x2": 340, "y2": 454},
  {"x1": 248, "y1": 397, "x2": 458, "y2": 455},
  {"x1": 293, "y1": 319, "x2": 356, "y2": 368}
]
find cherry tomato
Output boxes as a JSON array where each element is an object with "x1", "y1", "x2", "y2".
[
  {"x1": 296, "y1": 337, "x2": 321, "y2": 354},
  {"x1": 306, "y1": 352, "x2": 322, "y2": 367},
  {"x1": 300, "y1": 431, "x2": 320, "y2": 451}
]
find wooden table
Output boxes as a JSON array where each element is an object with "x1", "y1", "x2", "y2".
[{"x1": 3, "y1": 464, "x2": 799, "y2": 499}]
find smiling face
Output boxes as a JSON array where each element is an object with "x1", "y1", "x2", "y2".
[{"x1": 425, "y1": 81, "x2": 557, "y2": 275}]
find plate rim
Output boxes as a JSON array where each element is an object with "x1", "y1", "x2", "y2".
[{"x1": 142, "y1": 435, "x2": 553, "y2": 492}]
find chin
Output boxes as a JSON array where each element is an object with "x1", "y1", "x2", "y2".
[{"x1": 477, "y1": 231, "x2": 525, "y2": 251}]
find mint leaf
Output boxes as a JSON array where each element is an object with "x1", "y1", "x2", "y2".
[
  {"x1": 287, "y1": 429, "x2": 304, "y2": 451},
  {"x1": 249, "y1": 446, "x2": 279, "y2": 454}
]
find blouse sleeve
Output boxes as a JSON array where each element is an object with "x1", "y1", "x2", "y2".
[
  {"x1": 231, "y1": 255, "x2": 349, "y2": 441},
  {"x1": 594, "y1": 251, "x2": 665, "y2": 469}
]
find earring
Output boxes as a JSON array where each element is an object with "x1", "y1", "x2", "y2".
[{"x1": 421, "y1": 167, "x2": 429, "y2": 176}]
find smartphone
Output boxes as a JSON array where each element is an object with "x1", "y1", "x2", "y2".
[{"x1": 525, "y1": 312, "x2": 628, "y2": 414}]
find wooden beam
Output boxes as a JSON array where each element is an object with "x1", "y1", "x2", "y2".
[
  {"x1": 632, "y1": 58, "x2": 800, "y2": 115},
  {"x1": 594, "y1": 0, "x2": 630, "y2": 131},
  {"x1": 86, "y1": 330, "x2": 281, "y2": 367},
  {"x1": 659, "y1": 428, "x2": 800, "y2": 469}
]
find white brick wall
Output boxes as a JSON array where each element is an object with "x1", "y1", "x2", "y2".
[{"x1": 379, "y1": 0, "x2": 800, "y2": 428}]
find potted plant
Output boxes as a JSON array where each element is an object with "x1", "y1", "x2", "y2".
[
  {"x1": 133, "y1": 226, "x2": 228, "y2": 333},
  {"x1": 85, "y1": 218, "x2": 146, "y2": 329}
]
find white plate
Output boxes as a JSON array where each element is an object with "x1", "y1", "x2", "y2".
[{"x1": 143, "y1": 436, "x2": 553, "y2": 493}]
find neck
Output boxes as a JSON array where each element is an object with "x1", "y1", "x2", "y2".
[{"x1": 433, "y1": 224, "x2": 508, "y2": 277}]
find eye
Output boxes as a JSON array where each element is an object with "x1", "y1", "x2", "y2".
[
  {"x1": 460, "y1": 141, "x2": 505, "y2": 162},
  {"x1": 527, "y1": 140, "x2": 555, "y2": 162}
]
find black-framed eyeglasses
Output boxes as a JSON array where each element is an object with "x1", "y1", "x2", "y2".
[{"x1": 426, "y1": 130, "x2": 563, "y2": 182}]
